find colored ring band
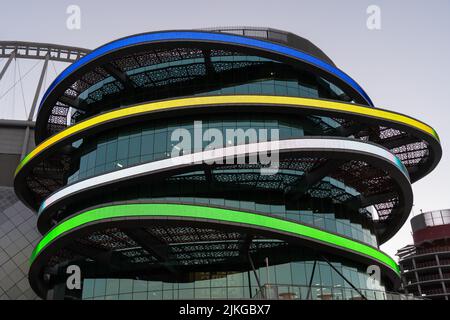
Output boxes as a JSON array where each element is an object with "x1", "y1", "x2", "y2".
[
  {"x1": 39, "y1": 30, "x2": 373, "y2": 111},
  {"x1": 16, "y1": 95, "x2": 440, "y2": 177},
  {"x1": 30, "y1": 203, "x2": 400, "y2": 274}
]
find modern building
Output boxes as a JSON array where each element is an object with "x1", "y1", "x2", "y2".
[
  {"x1": 397, "y1": 209, "x2": 450, "y2": 300},
  {"x1": 10, "y1": 27, "x2": 442, "y2": 300}
]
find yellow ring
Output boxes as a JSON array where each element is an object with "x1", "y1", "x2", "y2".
[{"x1": 16, "y1": 95, "x2": 440, "y2": 176}]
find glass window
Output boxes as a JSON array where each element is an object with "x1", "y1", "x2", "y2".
[
  {"x1": 320, "y1": 287, "x2": 332, "y2": 300},
  {"x1": 211, "y1": 275, "x2": 226, "y2": 288},
  {"x1": 148, "y1": 281, "x2": 162, "y2": 291},
  {"x1": 227, "y1": 272, "x2": 244, "y2": 288},
  {"x1": 211, "y1": 287, "x2": 227, "y2": 299},
  {"x1": 133, "y1": 292, "x2": 147, "y2": 300},
  {"x1": 106, "y1": 279, "x2": 119, "y2": 295},
  {"x1": 275, "y1": 263, "x2": 292, "y2": 285},
  {"x1": 119, "y1": 293, "x2": 132, "y2": 300},
  {"x1": 106, "y1": 142, "x2": 117, "y2": 164},
  {"x1": 332, "y1": 288, "x2": 344, "y2": 300},
  {"x1": 148, "y1": 291, "x2": 162, "y2": 300},
  {"x1": 79, "y1": 156, "x2": 88, "y2": 174},
  {"x1": 291, "y1": 262, "x2": 307, "y2": 286},
  {"x1": 336, "y1": 220, "x2": 345, "y2": 236},
  {"x1": 134, "y1": 280, "x2": 148, "y2": 293},
  {"x1": 301, "y1": 213, "x2": 314, "y2": 225},
  {"x1": 314, "y1": 214, "x2": 325, "y2": 229},
  {"x1": 195, "y1": 279, "x2": 211, "y2": 289},
  {"x1": 178, "y1": 289, "x2": 194, "y2": 299},
  {"x1": 318, "y1": 263, "x2": 332, "y2": 287},
  {"x1": 227, "y1": 286, "x2": 243, "y2": 299},
  {"x1": 119, "y1": 279, "x2": 133, "y2": 294},
  {"x1": 87, "y1": 151, "x2": 96, "y2": 170},
  {"x1": 117, "y1": 139, "x2": 129, "y2": 161},
  {"x1": 93, "y1": 279, "x2": 106, "y2": 297},
  {"x1": 163, "y1": 282, "x2": 174, "y2": 290},
  {"x1": 82, "y1": 279, "x2": 94, "y2": 298},
  {"x1": 331, "y1": 263, "x2": 344, "y2": 288},
  {"x1": 163, "y1": 290, "x2": 173, "y2": 300},
  {"x1": 358, "y1": 272, "x2": 367, "y2": 289},
  {"x1": 95, "y1": 144, "x2": 107, "y2": 166},
  {"x1": 349, "y1": 269, "x2": 361, "y2": 290},
  {"x1": 141, "y1": 134, "x2": 154, "y2": 156},
  {"x1": 129, "y1": 136, "x2": 141, "y2": 158},
  {"x1": 195, "y1": 288, "x2": 210, "y2": 299},
  {"x1": 154, "y1": 132, "x2": 167, "y2": 154},
  {"x1": 325, "y1": 218, "x2": 337, "y2": 233},
  {"x1": 305, "y1": 262, "x2": 321, "y2": 287}
]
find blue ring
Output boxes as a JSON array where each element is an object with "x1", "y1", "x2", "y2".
[{"x1": 39, "y1": 31, "x2": 373, "y2": 110}]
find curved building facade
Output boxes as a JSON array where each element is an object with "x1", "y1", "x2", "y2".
[
  {"x1": 13, "y1": 27, "x2": 441, "y2": 300},
  {"x1": 398, "y1": 210, "x2": 450, "y2": 300}
]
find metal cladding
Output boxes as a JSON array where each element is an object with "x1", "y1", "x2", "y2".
[{"x1": 13, "y1": 28, "x2": 441, "y2": 300}]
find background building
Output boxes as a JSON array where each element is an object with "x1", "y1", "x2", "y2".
[
  {"x1": 3, "y1": 27, "x2": 442, "y2": 300},
  {"x1": 397, "y1": 209, "x2": 450, "y2": 300},
  {"x1": 0, "y1": 41, "x2": 89, "y2": 300}
]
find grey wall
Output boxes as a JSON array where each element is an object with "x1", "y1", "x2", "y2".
[
  {"x1": 0, "y1": 125, "x2": 35, "y2": 187},
  {"x1": 0, "y1": 186, "x2": 39, "y2": 300}
]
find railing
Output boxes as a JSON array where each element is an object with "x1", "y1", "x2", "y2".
[
  {"x1": 415, "y1": 261, "x2": 439, "y2": 269},
  {"x1": 399, "y1": 246, "x2": 450, "y2": 260},
  {"x1": 422, "y1": 273, "x2": 450, "y2": 281},
  {"x1": 417, "y1": 246, "x2": 450, "y2": 255},
  {"x1": 252, "y1": 284, "x2": 422, "y2": 300},
  {"x1": 405, "y1": 272, "x2": 450, "y2": 285},
  {"x1": 421, "y1": 288, "x2": 448, "y2": 296}
]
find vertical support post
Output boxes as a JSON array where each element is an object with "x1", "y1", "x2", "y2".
[
  {"x1": 399, "y1": 264, "x2": 409, "y2": 295},
  {"x1": 0, "y1": 49, "x2": 16, "y2": 82},
  {"x1": 21, "y1": 53, "x2": 50, "y2": 160},
  {"x1": 306, "y1": 259, "x2": 317, "y2": 300},
  {"x1": 28, "y1": 53, "x2": 50, "y2": 122},
  {"x1": 20, "y1": 126, "x2": 30, "y2": 160},
  {"x1": 436, "y1": 254, "x2": 447, "y2": 298},
  {"x1": 247, "y1": 271, "x2": 252, "y2": 299},
  {"x1": 248, "y1": 252, "x2": 265, "y2": 299},
  {"x1": 321, "y1": 255, "x2": 367, "y2": 300},
  {"x1": 412, "y1": 258, "x2": 422, "y2": 296}
]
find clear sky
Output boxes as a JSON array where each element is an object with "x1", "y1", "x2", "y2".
[{"x1": 1, "y1": 0, "x2": 449, "y2": 259}]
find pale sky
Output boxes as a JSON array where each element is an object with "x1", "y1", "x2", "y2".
[{"x1": 1, "y1": 0, "x2": 449, "y2": 260}]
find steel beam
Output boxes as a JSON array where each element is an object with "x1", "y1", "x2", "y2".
[
  {"x1": 0, "y1": 49, "x2": 16, "y2": 81},
  {"x1": 102, "y1": 63, "x2": 135, "y2": 91},
  {"x1": 0, "y1": 41, "x2": 90, "y2": 63},
  {"x1": 306, "y1": 259, "x2": 317, "y2": 300},
  {"x1": 345, "y1": 192, "x2": 398, "y2": 211},
  {"x1": 29, "y1": 53, "x2": 50, "y2": 121},
  {"x1": 285, "y1": 159, "x2": 346, "y2": 200},
  {"x1": 20, "y1": 53, "x2": 50, "y2": 160},
  {"x1": 123, "y1": 228, "x2": 179, "y2": 275},
  {"x1": 321, "y1": 255, "x2": 367, "y2": 300}
]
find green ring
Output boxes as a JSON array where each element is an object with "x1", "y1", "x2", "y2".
[{"x1": 30, "y1": 203, "x2": 400, "y2": 274}]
